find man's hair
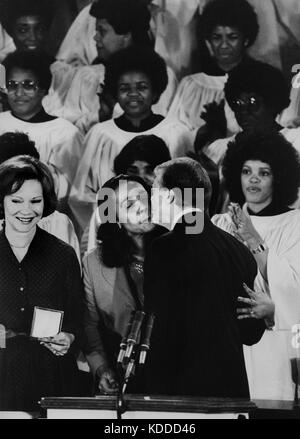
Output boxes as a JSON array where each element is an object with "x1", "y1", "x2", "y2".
[
  {"x1": 114, "y1": 135, "x2": 171, "y2": 175},
  {"x1": 201, "y1": 0, "x2": 259, "y2": 48},
  {"x1": 0, "y1": 0, "x2": 54, "y2": 35},
  {"x1": 0, "y1": 132, "x2": 39, "y2": 164},
  {"x1": 104, "y1": 45, "x2": 168, "y2": 103},
  {"x1": 224, "y1": 60, "x2": 290, "y2": 117},
  {"x1": 2, "y1": 50, "x2": 53, "y2": 93},
  {"x1": 0, "y1": 155, "x2": 57, "y2": 219},
  {"x1": 222, "y1": 131, "x2": 300, "y2": 207},
  {"x1": 90, "y1": 0, "x2": 151, "y2": 46},
  {"x1": 156, "y1": 157, "x2": 212, "y2": 210}
]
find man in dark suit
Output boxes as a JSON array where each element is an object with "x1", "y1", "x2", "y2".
[{"x1": 144, "y1": 157, "x2": 265, "y2": 397}]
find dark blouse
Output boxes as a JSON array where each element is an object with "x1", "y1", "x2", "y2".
[{"x1": 0, "y1": 227, "x2": 84, "y2": 410}]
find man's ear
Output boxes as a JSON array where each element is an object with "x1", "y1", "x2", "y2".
[{"x1": 167, "y1": 188, "x2": 176, "y2": 204}]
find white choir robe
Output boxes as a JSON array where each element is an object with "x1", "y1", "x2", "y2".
[
  {"x1": 212, "y1": 209, "x2": 300, "y2": 401},
  {"x1": 69, "y1": 117, "x2": 194, "y2": 232},
  {"x1": 0, "y1": 23, "x2": 15, "y2": 62},
  {"x1": 167, "y1": 72, "x2": 240, "y2": 140},
  {"x1": 0, "y1": 211, "x2": 80, "y2": 264},
  {"x1": 56, "y1": 3, "x2": 97, "y2": 67},
  {"x1": 44, "y1": 62, "x2": 178, "y2": 135},
  {"x1": 0, "y1": 111, "x2": 84, "y2": 198}
]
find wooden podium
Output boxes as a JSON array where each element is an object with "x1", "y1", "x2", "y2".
[{"x1": 40, "y1": 395, "x2": 255, "y2": 419}]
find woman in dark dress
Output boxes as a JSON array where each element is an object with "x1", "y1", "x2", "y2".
[{"x1": 0, "y1": 155, "x2": 83, "y2": 411}]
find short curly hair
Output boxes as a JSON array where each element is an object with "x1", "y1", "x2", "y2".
[
  {"x1": 90, "y1": 0, "x2": 151, "y2": 46},
  {"x1": 104, "y1": 45, "x2": 168, "y2": 103},
  {"x1": 2, "y1": 50, "x2": 53, "y2": 93},
  {"x1": 0, "y1": 155, "x2": 57, "y2": 219},
  {"x1": 114, "y1": 135, "x2": 171, "y2": 175},
  {"x1": 0, "y1": 0, "x2": 54, "y2": 35},
  {"x1": 222, "y1": 131, "x2": 300, "y2": 207},
  {"x1": 201, "y1": 0, "x2": 259, "y2": 47},
  {"x1": 224, "y1": 60, "x2": 290, "y2": 117}
]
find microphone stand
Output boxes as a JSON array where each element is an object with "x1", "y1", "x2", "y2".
[{"x1": 115, "y1": 312, "x2": 155, "y2": 419}]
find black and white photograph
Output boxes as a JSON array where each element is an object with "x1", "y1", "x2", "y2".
[{"x1": 0, "y1": 0, "x2": 300, "y2": 423}]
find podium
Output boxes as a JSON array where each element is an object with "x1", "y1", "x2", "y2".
[{"x1": 40, "y1": 395, "x2": 255, "y2": 419}]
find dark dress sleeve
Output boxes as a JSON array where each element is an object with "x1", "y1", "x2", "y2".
[{"x1": 60, "y1": 246, "x2": 85, "y2": 351}]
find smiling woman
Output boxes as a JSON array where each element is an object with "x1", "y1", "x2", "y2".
[{"x1": 0, "y1": 155, "x2": 84, "y2": 411}]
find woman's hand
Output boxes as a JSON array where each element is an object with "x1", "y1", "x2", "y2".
[
  {"x1": 228, "y1": 203, "x2": 263, "y2": 249},
  {"x1": 97, "y1": 366, "x2": 118, "y2": 395},
  {"x1": 237, "y1": 283, "x2": 275, "y2": 321},
  {"x1": 39, "y1": 332, "x2": 75, "y2": 356}
]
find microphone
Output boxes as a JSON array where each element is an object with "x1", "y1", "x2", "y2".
[
  {"x1": 124, "y1": 310, "x2": 145, "y2": 364},
  {"x1": 117, "y1": 310, "x2": 135, "y2": 364},
  {"x1": 139, "y1": 313, "x2": 155, "y2": 364}
]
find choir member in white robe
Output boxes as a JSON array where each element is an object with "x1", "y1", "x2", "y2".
[
  {"x1": 167, "y1": 0, "x2": 263, "y2": 141},
  {"x1": 0, "y1": 131, "x2": 80, "y2": 262},
  {"x1": 44, "y1": 0, "x2": 178, "y2": 135},
  {"x1": 204, "y1": 61, "x2": 297, "y2": 167},
  {"x1": 212, "y1": 131, "x2": 300, "y2": 400},
  {"x1": 69, "y1": 46, "x2": 193, "y2": 232},
  {"x1": 1, "y1": 51, "x2": 84, "y2": 199}
]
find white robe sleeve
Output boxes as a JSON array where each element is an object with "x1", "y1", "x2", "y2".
[
  {"x1": 152, "y1": 66, "x2": 178, "y2": 116},
  {"x1": 0, "y1": 23, "x2": 15, "y2": 62},
  {"x1": 266, "y1": 223, "x2": 300, "y2": 330},
  {"x1": 38, "y1": 211, "x2": 81, "y2": 265},
  {"x1": 167, "y1": 73, "x2": 239, "y2": 137},
  {"x1": 69, "y1": 124, "x2": 110, "y2": 232},
  {"x1": 56, "y1": 4, "x2": 97, "y2": 66},
  {"x1": 46, "y1": 121, "x2": 85, "y2": 186}
]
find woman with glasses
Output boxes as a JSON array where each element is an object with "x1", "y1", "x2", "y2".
[
  {"x1": 212, "y1": 131, "x2": 300, "y2": 400},
  {"x1": 204, "y1": 60, "x2": 297, "y2": 167},
  {"x1": 0, "y1": 50, "x2": 84, "y2": 203}
]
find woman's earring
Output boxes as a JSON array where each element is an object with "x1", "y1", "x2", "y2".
[{"x1": 117, "y1": 222, "x2": 121, "y2": 230}]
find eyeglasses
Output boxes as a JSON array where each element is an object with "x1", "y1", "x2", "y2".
[
  {"x1": 231, "y1": 96, "x2": 262, "y2": 112},
  {"x1": 6, "y1": 80, "x2": 39, "y2": 94}
]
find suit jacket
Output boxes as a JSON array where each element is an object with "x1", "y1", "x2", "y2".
[{"x1": 144, "y1": 213, "x2": 265, "y2": 398}]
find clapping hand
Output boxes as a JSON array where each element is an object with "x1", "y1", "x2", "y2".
[{"x1": 228, "y1": 203, "x2": 262, "y2": 247}]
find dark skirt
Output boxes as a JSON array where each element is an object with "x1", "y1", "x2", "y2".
[{"x1": 0, "y1": 336, "x2": 81, "y2": 411}]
